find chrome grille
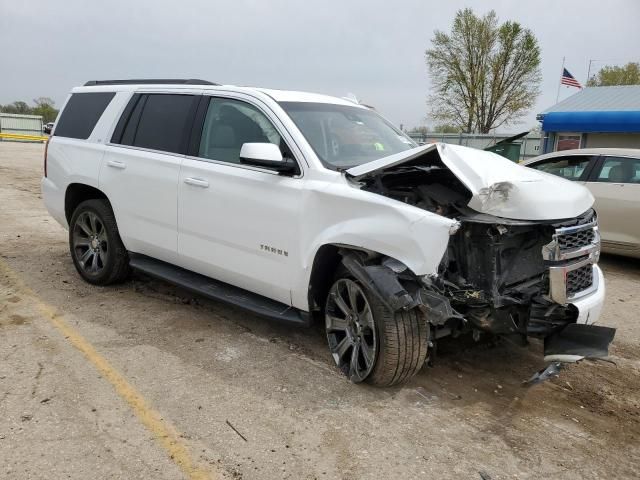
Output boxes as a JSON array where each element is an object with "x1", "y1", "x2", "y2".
[
  {"x1": 543, "y1": 214, "x2": 600, "y2": 304},
  {"x1": 557, "y1": 229, "x2": 595, "y2": 250},
  {"x1": 566, "y1": 264, "x2": 594, "y2": 296}
]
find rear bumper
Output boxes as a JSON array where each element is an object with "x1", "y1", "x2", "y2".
[
  {"x1": 41, "y1": 177, "x2": 68, "y2": 229},
  {"x1": 569, "y1": 265, "x2": 605, "y2": 325}
]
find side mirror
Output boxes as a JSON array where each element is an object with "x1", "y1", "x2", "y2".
[{"x1": 239, "y1": 143, "x2": 298, "y2": 174}]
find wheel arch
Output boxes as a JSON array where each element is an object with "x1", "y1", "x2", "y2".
[
  {"x1": 65, "y1": 183, "x2": 109, "y2": 224},
  {"x1": 312, "y1": 243, "x2": 432, "y2": 386},
  {"x1": 307, "y1": 244, "x2": 342, "y2": 314},
  {"x1": 306, "y1": 243, "x2": 411, "y2": 315}
]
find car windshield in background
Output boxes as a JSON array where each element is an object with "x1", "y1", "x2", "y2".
[{"x1": 280, "y1": 102, "x2": 416, "y2": 169}]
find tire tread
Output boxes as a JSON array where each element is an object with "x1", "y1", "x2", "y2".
[{"x1": 365, "y1": 293, "x2": 429, "y2": 387}]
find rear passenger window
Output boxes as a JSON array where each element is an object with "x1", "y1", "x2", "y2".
[
  {"x1": 117, "y1": 94, "x2": 197, "y2": 154},
  {"x1": 54, "y1": 92, "x2": 115, "y2": 139},
  {"x1": 595, "y1": 157, "x2": 640, "y2": 184}
]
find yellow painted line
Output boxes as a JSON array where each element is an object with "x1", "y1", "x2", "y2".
[
  {"x1": 0, "y1": 260, "x2": 213, "y2": 480},
  {"x1": 0, "y1": 132, "x2": 48, "y2": 141}
]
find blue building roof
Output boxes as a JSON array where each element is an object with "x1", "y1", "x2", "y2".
[
  {"x1": 542, "y1": 110, "x2": 640, "y2": 132},
  {"x1": 539, "y1": 85, "x2": 640, "y2": 132}
]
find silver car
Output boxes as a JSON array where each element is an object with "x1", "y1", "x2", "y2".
[{"x1": 523, "y1": 148, "x2": 640, "y2": 259}]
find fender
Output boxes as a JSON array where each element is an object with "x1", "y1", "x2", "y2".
[{"x1": 290, "y1": 180, "x2": 458, "y2": 310}]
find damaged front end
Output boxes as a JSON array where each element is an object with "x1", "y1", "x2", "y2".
[{"x1": 344, "y1": 143, "x2": 615, "y2": 381}]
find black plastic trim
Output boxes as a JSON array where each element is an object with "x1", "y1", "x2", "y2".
[
  {"x1": 179, "y1": 95, "x2": 201, "y2": 155},
  {"x1": 119, "y1": 94, "x2": 148, "y2": 146},
  {"x1": 580, "y1": 155, "x2": 601, "y2": 181},
  {"x1": 84, "y1": 79, "x2": 218, "y2": 86},
  {"x1": 128, "y1": 253, "x2": 311, "y2": 326},
  {"x1": 110, "y1": 93, "x2": 142, "y2": 144},
  {"x1": 187, "y1": 95, "x2": 209, "y2": 157},
  {"x1": 586, "y1": 155, "x2": 606, "y2": 182}
]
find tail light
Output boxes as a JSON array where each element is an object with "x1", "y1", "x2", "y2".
[{"x1": 44, "y1": 137, "x2": 50, "y2": 177}]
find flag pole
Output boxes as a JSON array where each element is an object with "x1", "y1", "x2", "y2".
[{"x1": 556, "y1": 56, "x2": 565, "y2": 104}]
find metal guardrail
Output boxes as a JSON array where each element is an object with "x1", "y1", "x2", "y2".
[{"x1": 0, "y1": 132, "x2": 48, "y2": 142}]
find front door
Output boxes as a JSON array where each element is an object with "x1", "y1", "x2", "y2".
[{"x1": 177, "y1": 95, "x2": 304, "y2": 304}]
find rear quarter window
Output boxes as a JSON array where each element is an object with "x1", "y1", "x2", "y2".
[{"x1": 54, "y1": 92, "x2": 116, "y2": 139}]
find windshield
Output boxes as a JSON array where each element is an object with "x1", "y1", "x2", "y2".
[{"x1": 279, "y1": 102, "x2": 416, "y2": 169}]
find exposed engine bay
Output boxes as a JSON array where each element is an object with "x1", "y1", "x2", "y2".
[{"x1": 344, "y1": 147, "x2": 614, "y2": 377}]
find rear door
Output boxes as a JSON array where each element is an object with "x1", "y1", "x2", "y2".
[
  {"x1": 585, "y1": 155, "x2": 640, "y2": 254},
  {"x1": 101, "y1": 92, "x2": 199, "y2": 264}
]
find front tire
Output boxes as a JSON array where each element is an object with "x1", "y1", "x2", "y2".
[
  {"x1": 325, "y1": 275, "x2": 429, "y2": 386},
  {"x1": 69, "y1": 199, "x2": 130, "y2": 285}
]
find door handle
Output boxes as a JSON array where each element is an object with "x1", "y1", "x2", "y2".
[
  {"x1": 107, "y1": 160, "x2": 126, "y2": 169},
  {"x1": 184, "y1": 177, "x2": 209, "y2": 188}
]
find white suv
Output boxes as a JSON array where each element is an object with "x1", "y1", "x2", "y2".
[{"x1": 42, "y1": 79, "x2": 614, "y2": 386}]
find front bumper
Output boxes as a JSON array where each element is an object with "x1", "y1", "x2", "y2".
[{"x1": 527, "y1": 266, "x2": 610, "y2": 384}]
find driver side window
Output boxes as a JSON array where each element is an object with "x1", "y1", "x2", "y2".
[{"x1": 198, "y1": 98, "x2": 282, "y2": 164}]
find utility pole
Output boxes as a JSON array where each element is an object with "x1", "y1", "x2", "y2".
[
  {"x1": 555, "y1": 57, "x2": 566, "y2": 104},
  {"x1": 587, "y1": 59, "x2": 595, "y2": 85}
]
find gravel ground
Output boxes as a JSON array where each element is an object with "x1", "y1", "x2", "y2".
[{"x1": 1, "y1": 142, "x2": 639, "y2": 480}]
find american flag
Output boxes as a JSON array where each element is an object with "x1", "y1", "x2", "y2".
[{"x1": 561, "y1": 68, "x2": 582, "y2": 89}]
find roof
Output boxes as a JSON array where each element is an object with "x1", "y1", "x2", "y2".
[
  {"x1": 541, "y1": 85, "x2": 640, "y2": 114},
  {"x1": 522, "y1": 147, "x2": 640, "y2": 165},
  {"x1": 72, "y1": 82, "x2": 364, "y2": 107},
  {"x1": 255, "y1": 88, "x2": 364, "y2": 106},
  {"x1": 538, "y1": 86, "x2": 640, "y2": 133}
]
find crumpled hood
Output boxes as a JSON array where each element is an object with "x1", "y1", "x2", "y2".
[{"x1": 346, "y1": 143, "x2": 594, "y2": 221}]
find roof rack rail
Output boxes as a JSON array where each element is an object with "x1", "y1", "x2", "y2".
[{"x1": 83, "y1": 79, "x2": 219, "y2": 86}]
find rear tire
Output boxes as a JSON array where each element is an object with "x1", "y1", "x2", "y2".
[
  {"x1": 69, "y1": 199, "x2": 130, "y2": 285},
  {"x1": 325, "y1": 273, "x2": 429, "y2": 387}
]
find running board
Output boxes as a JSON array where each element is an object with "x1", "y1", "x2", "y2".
[{"x1": 128, "y1": 253, "x2": 311, "y2": 326}]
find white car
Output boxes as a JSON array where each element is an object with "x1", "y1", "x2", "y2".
[
  {"x1": 42, "y1": 79, "x2": 613, "y2": 386},
  {"x1": 523, "y1": 148, "x2": 640, "y2": 259}
]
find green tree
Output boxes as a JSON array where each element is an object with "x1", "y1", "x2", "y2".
[
  {"x1": 408, "y1": 125, "x2": 430, "y2": 136},
  {"x1": 425, "y1": 8, "x2": 541, "y2": 133},
  {"x1": 0, "y1": 101, "x2": 32, "y2": 115},
  {"x1": 433, "y1": 124, "x2": 461, "y2": 133},
  {"x1": 32, "y1": 97, "x2": 58, "y2": 123},
  {"x1": 587, "y1": 62, "x2": 640, "y2": 87}
]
